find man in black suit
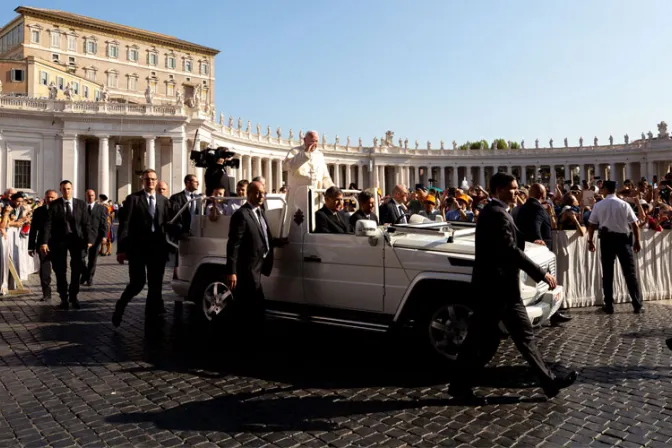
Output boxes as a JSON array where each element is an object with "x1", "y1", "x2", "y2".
[
  {"x1": 225, "y1": 180, "x2": 274, "y2": 337},
  {"x1": 314, "y1": 186, "x2": 349, "y2": 234},
  {"x1": 28, "y1": 189, "x2": 59, "y2": 301},
  {"x1": 80, "y1": 189, "x2": 109, "y2": 287},
  {"x1": 515, "y1": 184, "x2": 572, "y2": 324},
  {"x1": 350, "y1": 190, "x2": 379, "y2": 229},
  {"x1": 379, "y1": 184, "x2": 409, "y2": 225},
  {"x1": 449, "y1": 172, "x2": 577, "y2": 402},
  {"x1": 40, "y1": 180, "x2": 94, "y2": 310},
  {"x1": 169, "y1": 174, "x2": 200, "y2": 237},
  {"x1": 113, "y1": 169, "x2": 174, "y2": 327}
]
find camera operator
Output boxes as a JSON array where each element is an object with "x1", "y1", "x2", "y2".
[{"x1": 205, "y1": 156, "x2": 232, "y2": 196}]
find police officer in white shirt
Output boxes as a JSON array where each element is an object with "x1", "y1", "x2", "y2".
[{"x1": 587, "y1": 180, "x2": 643, "y2": 314}]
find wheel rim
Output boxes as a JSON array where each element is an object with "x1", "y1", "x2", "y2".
[
  {"x1": 202, "y1": 282, "x2": 233, "y2": 321},
  {"x1": 428, "y1": 303, "x2": 473, "y2": 360}
]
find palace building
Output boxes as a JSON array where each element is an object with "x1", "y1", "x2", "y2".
[{"x1": 0, "y1": 6, "x2": 670, "y2": 201}]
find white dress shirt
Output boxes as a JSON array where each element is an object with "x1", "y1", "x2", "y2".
[{"x1": 588, "y1": 194, "x2": 638, "y2": 234}]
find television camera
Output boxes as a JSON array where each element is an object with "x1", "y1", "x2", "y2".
[{"x1": 190, "y1": 146, "x2": 240, "y2": 195}]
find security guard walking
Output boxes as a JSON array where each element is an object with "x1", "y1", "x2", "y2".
[{"x1": 587, "y1": 180, "x2": 643, "y2": 314}]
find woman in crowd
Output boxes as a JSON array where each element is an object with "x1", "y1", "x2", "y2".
[{"x1": 557, "y1": 193, "x2": 586, "y2": 236}]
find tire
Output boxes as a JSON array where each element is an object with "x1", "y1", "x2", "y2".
[
  {"x1": 415, "y1": 298, "x2": 501, "y2": 368},
  {"x1": 189, "y1": 267, "x2": 234, "y2": 323}
]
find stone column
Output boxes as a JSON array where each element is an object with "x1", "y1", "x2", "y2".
[
  {"x1": 625, "y1": 162, "x2": 633, "y2": 181},
  {"x1": 98, "y1": 136, "x2": 110, "y2": 197},
  {"x1": 479, "y1": 166, "x2": 486, "y2": 188},
  {"x1": 117, "y1": 144, "x2": 133, "y2": 200},
  {"x1": 275, "y1": 158, "x2": 283, "y2": 190},
  {"x1": 245, "y1": 155, "x2": 252, "y2": 181},
  {"x1": 414, "y1": 166, "x2": 420, "y2": 187},
  {"x1": 61, "y1": 134, "x2": 79, "y2": 196},
  {"x1": 266, "y1": 158, "x2": 273, "y2": 192},
  {"x1": 357, "y1": 164, "x2": 363, "y2": 189},
  {"x1": 254, "y1": 156, "x2": 262, "y2": 180},
  {"x1": 550, "y1": 164, "x2": 557, "y2": 188},
  {"x1": 145, "y1": 136, "x2": 156, "y2": 171},
  {"x1": 380, "y1": 165, "x2": 386, "y2": 194},
  {"x1": 646, "y1": 161, "x2": 654, "y2": 181},
  {"x1": 564, "y1": 164, "x2": 570, "y2": 183},
  {"x1": 438, "y1": 166, "x2": 445, "y2": 189},
  {"x1": 333, "y1": 163, "x2": 341, "y2": 187},
  {"x1": 171, "y1": 137, "x2": 185, "y2": 194},
  {"x1": 345, "y1": 164, "x2": 352, "y2": 188}
]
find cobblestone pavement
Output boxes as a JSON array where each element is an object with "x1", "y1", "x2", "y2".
[{"x1": 1, "y1": 256, "x2": 672, "y2": 447}]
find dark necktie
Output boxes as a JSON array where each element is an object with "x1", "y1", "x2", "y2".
[
  {"x1": 148, "y1": 195, "x2": 156, "y2": 232},
  {"x1": 256, "y1": 208, "x2": 269, "y2": 255},
  {"x1": 65, "y1": 201, "x2": 75, "y2": 234},
  {"x1": 88, "y1": 204, "x2": 92, "y2": 215}
]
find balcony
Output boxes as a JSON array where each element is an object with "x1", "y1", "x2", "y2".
[{"x1": 0, "y1": 97, "x2": 185, "y2": 117}]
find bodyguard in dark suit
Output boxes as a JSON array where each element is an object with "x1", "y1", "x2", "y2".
[
  {"x1": 226, "y1": 180, "x2": 274, "y2": 334},
  {"x1": 40, "y1": 180, "x2": 94, "y2": 310},
  {"x1": 169, "y1": 174, "x2": 200, "y2": 237},
  {"x1": 349, "y1": 190, "x2": 379, "y2": 229},
  {"x1": 314, "y1": 186, "x2": 349, "y2": 234},
  {"x1": 28, "y1": 189, "x2": 59, "y2": 301},
  {"x1": 449, "y1": 173, "x2": 577, "y2": 402},
  {"x1": 113, "y1": 169, "x2": 174, "y2": 327},
  {"x1": 81, "y1": 189, "x2": 109, "y2": 286},
  {"x1": 379, "y1": 184, "x2": 409, "y2": 225}
]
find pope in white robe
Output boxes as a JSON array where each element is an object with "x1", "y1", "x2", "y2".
[{"x1": 282, "y1": 130, "x2": 334, "y2": 234}]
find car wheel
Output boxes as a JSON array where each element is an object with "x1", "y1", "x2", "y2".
[
  {"x1": 201, "y1": 281, "x2": 234, "y2": 321},
  {"x1": 417, "y1": 299, "x2": 501, "y2": 367}
]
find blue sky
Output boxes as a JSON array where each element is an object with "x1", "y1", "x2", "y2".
[{"x1": 1, "y1": 1, "x2": 669, "y2": 146}]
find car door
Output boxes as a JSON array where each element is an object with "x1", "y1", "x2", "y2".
[{"x1": 302, "y1": 222, "x2": 384, "y2": 312}]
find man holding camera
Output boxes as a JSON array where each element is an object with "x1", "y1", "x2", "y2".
[{"x1": 587, "y1": 180, "x2": 643, "y2": 314}]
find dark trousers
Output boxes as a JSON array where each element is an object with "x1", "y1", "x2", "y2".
[
  {"x1": 600, "y1": 232, "x2": 642, "y2": 309},
  {"x1": 453, "y1": 298, "x2": 555, "y2": 389},
  {"x1": 51, "y1": 235, "x2": 85, "y2": 302},
  {"x1": 230, "y1": 271, "x2": 266, "y2": 340},
  {"x1": 117, "y1": 240, "x2": 167, "y2": 313},
  {"x1": 82, "y1": 239, "x2": 102, "y2": 282},
  {"x1": 38, "y1": 250, "x2": 52, "y2": 298}
]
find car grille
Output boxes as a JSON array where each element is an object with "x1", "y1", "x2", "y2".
[{"x1": 535, "y1": 258, "x2": 556, "y2": 295}]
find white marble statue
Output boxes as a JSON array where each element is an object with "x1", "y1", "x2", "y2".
[
  {"x1": 238, "y1": 117, "x2": 243, "y2": 129},
  {"x1": 358, "y1": 137, "x2": 363, "y2": 148},
  {"x1": 480, "y1": 141, "x2": 485, "y2": 150},
  {"x1": 346, "y1": 136, "x2": 351, "y2": 148},
  {"x1": 64, "y1": 83, "x2": 73, "y2": 100},
  {"x1": 228, "y1": 116, "x2": 233, "y2": 128},
  {"x1": 219, "y1": 113, "x2": 224, "y2": 125},
  {"x1": 648, "y1": 130, "x2": 653, "y2": 140},
  {"x1": 521, "y1": 139, "x2": 525, "y2": 149},
  {"x1": 247, "y1": 120, "x2": 251, "y2": 132},
  {"x1": 176, "y1": 90, "x2": 183, "y2": 107},
  {"x1": 299, "y1": 130, "x2": 304, "y2": 141},
  {"x1": 658, "y1": 121, "x2": 669, "y2": 138},
  {"x1": 641, "y1": 132, "x2": 646, "y2": 140},
  {"x1": 564, "y1": 137, "x2": 568, "y2": 148},
  {"x1": 48, "y1": 82, "x2": 58, "y2": 100},
  {"x1": 404, "y1": 138, "x2": 409, "y2": 149},
  {"x1": 101, "y1": 85, "x2": 109, "y2": 102},
  {"x1": 535, "y1": 138, "x2": 539, "y2": 149},
  {"x1": 193, "y1": 85, "x2": 201, "y2": 109},
  {"x1": 452, "y1": 140, "x2": 457, "y2": 150},
  {"x1": 322, "y1": 134, "x2": 327, "y2": 148},
  {"x1": 440, "y1": 140, "x2": 445, "y2": 150},
  {"x1": 415, "y1": 140, "x2": 419, "y2": 150},
  {"x1": 594, "y1": 136, "x2": 598, "y2": 146},
  {"x1": 373, "y1": 137, "x2": 378, "y2": 148},
  {"x1": 549, "y1": 138, "x2": 553, "y2": 148},
  {"x1": 427, "y1": 140, "x2": 431, "y2": 150},
  {"x1": 0, "y1": 79, "x2": 3, "y2": 96},
  {"x1": 277, "y1": 127, "x2": 282, "y2": 139},
  {"x1": 624, "y1": 134, "x2": 629, "y2": 144},
  {"x1": 334, "y1": 135, "x2": 339, "y2": 147},
  {"x1": 398, "y1": 138, "x2": 403, "y2": 148},
  {"x1": 257, "y1": 123, "x2": 261, "y2": 135},
  {"x1": 267, "y1": 125, "x2": 272, "y2": 136},
  {"x1": 579, "y1": 137, "x2": 583, "y2": 147},
  {"x1": 609, "y1": 135, "x2": 613, "y2": 145},
  {"x1": 289, "y1": 129, "x2": 294, "y2": 141}
]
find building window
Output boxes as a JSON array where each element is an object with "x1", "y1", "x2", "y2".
[
  {"x1": 200, "y1": 62, "x2": 209, "y2": 75},
  {"x1": 148, "y1": 53, "x2": 158, "y2": 66},
  {"x1": 68, "y1": 56, "x2": 76, "y2": 65},
  {"x1": 85, "y1": 39, "x2": 97, "y2": 54},
  {"x1": 94, "y1": 89, "x2": 100, "y2": 101},
  {"x1": 127, "y1": 76, "x2": 137, "y2": 91},
  {"x1": 107, "y1": 72, "x2": 118, "y2": 88},
  {"x1": 107, "y1": 43, "x2": 119, "y2": 58},
  {"x1": 52, "y1": 53, "x2": 59, "y2": 63},
  {"x1": 31, "y1": 30, "x2": 39, "y2": 43},
  {"x1": 39, "y1": 71, "x2": 48, "y2": 85},
  {"x1": 13, "y1": 160, "x2": 31, "y2": 190},
  {"x1": 128, "y1": 48, "x2": 138, "y2": 62},
  {"x1": 83, "y1": 85, "x2": 89, "y2": 99},
  {"x1": 166, "y1": 83, "x2": 174, "y2": 96},
  {"x1": 10, "y1": 69, "x2": 24, "y2": 82},
  {"x1": 72, "y1": 81, "x2": 79, "y2": 95},
  {"x1": 67, "y1": 35, "x2": 76, "y2": 51},
  {"x1": 184, "y1": 59, "x2": 192, "y2": 72},
  {"x1": 50, "y1": 31, "x2": 60, "y2": 48},
  {"x1": 56, "y1": 76, "x2": 64, "y2": 90},
  {"x1": 85, "y1": 69, "x2": 96, "y2": 81},
  {"x1": 166, "y1": 56, "x2": 176, "y2": 69}
]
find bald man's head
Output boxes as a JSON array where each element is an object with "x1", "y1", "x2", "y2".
[
  {"x1": 392, "y1": 184, "x2": 409, "y2": 203},
  {"x1": 247, "y1": 180, "x2": 266, "y2": 207},
  {"x1": 529, "y1": 183, "x2": 546, "y2": 201}
]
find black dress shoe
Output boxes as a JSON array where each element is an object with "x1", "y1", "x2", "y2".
[
  {"x1": 86, "y1": 280, "x2": 93, "y2": 287},
  {"x1": 448, "y1": 385, "x2": 486, "y2": 404},
  {"x1": 80, "y1": 278, "x2": 87, "y2": 285},
  {"x1": 57, "y1": 301, "x2": 69, "y2": 310},
  {"x1": 634, "y1": 307, "x2": 645, "y2": 314},
  {"x1": 542, "y1": 371, "x2": 578, "y2": 399},
  {"x1": 41, "y1": 294, "x2": 51, "y2": 302},
  {"x1": 112, "y1": 303, "x2": 124, "y2": 327},
  {"x1": 551, "y1": 312, "x2": 573, "y2": 323},
  {"x1": 666, "y1": 338, "x2": 672, "y2": 352},
  {"x1": 601, "y1": 304, "x2": 614, "y2": 314},
  {"x1": 70, "y1": 298, "x2": 81, "y2": 310}
]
